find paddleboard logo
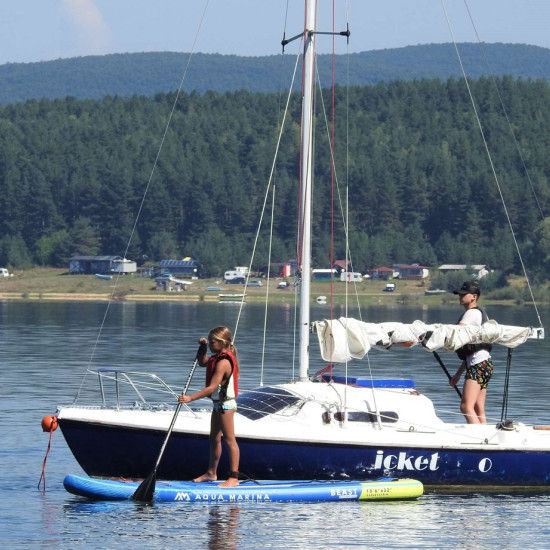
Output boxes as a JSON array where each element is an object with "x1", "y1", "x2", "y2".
[
  {"x1": 174, "y1": 491, "x2": 271, "y2": 502},
  {"x1": 373, "y1": 450, "x2": 440, "y2": 472},
  {"x1": 330, "y1": 487, "x2": 358, "y2": 499}
]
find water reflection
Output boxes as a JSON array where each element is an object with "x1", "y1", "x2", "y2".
[{"x1": 207, "y1": 505, "x2": 240, "y2": 549}]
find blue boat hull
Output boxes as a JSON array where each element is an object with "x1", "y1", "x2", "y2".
[
  {"x1": 63, "y1": 475, "x2": 423, "y2": 502},
  {"x1": 59, "y1": 419, "x2": 550, "y2": 487}
]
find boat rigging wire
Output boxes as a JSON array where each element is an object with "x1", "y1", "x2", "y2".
[
  {"x1": 231, "y1": 41, "x2": 303, "y2": 380},
  {"x1": 72, "y1": 1, "x2": 212, "y2": 402},
  {"x1": 259, "y1": 185, "x2": 276, "y2": 387},
  {"x1": 441, "y1": 0, "x2": 543, "y2": 328},
  {"x1": 462, "y1": 0, "x2": 548, "y2": 225}
]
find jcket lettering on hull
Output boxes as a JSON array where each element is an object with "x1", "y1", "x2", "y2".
[{"x1": 373, "y1": 450, "x2": 440, "y2": 471}]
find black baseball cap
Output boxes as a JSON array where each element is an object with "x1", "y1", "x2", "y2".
[{"x1": 453, "y1": 281, "x2": 481, "y2": 296}]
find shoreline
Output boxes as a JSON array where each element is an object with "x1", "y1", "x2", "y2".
[
  {"x1": 0, "y1": 268, "x2": 531, "y2": 306},
  {"x1": 0, "y1": 290, "x2": 521, "y2": 308}
]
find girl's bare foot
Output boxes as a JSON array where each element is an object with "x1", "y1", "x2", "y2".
[
  {"x1": 218, "y1": 477, "x2": 239, "y2": 488},
  {"x1": 192, "y1": 473, "x2": 217, "y2": 483}
]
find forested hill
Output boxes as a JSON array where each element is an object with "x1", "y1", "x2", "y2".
[
  {"x1": 1, "y1": 77, "x2": 550, "y2": 280},
  {"x1": 2, "y1": 43, "x2": 550, "y2": 105}
]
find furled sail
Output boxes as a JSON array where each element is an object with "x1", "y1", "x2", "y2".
[{"x1": 313, "y1": 317, "x2": 544, "y2": 363}]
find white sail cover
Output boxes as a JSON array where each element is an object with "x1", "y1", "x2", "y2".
[{"x1": 314, "y1": 317, "x2": 543, "y2": 363}]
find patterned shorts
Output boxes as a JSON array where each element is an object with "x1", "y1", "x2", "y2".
[{"x1": 465, "y1": 359, "x2": 494, "y2": 389}]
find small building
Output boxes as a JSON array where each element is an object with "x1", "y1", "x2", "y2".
[
  {"x1": 438, "y1": 264, "x2": 489, "y2": 279},
  {"x1": 332, "y1": 260, "x2": 351, "y2": 276},
  {"x1": 155, "y1": 277, "x2": 190, "y2": 292},
  {"x1": 112, "y1": 258, "x2": 138, "y2": 274},
  {"x1": 312, "y1": 268, "x2": 336, "y2": 281},
  {"x1": 259, "y1": 262, "x2": 292, "y2": 278},
  {"x1": 393, "y1": 264, "x2": 430, "y2": 280},
  {"x1": 368, "y1": 266, "x2": 394, "y2": 280},
  {"x1": 69, "y1": 255, "x2": 137, "y2": 275},
  {"x1": 160, "y1": 259, "x2": 202, "y2": 279}
]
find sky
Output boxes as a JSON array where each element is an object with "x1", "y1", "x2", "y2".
[{"x1": 1, "y1": 0, "x2": 550, "y2": 65}]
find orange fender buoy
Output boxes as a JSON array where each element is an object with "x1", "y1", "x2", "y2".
[{"x1": 41, "y1": 415, "x2": 58, "y2": 432}]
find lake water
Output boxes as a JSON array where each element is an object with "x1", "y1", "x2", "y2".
[{"x1": 1, "y1": 300, "x2": 550, "y2": 548}]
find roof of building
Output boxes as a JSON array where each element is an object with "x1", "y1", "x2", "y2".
[
  {"x1": 438, "y1": 264, "x2": 487, "y2": 270},
  {"x1": 69, "y1": 255, "x2": 124, "y2": 261},
  {"x1": 370, "y1": 266, "x2": 394, "y2": 272},
  {"x1": 333, "y1": 260, "x2": 351, "y2": 269},
  {"x1": 160, "y1": 259, "x2": 199, "y2": 267},
  {"x1": 393, "y1": 264, "x2": 430, "y2": 270}
]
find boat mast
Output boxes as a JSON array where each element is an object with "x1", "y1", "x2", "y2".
[{"x1": 298, "y1": 0, "x2": 316, "y2": 382}]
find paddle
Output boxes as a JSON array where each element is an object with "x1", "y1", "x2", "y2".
[
  {"x1": 433, "y1": 351, "x2": 462, "y2": 399},
  {"x1": 131, "y1": 343, "x2": 206, "y2": 502}
]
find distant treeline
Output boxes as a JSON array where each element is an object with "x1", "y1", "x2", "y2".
[
  {"x1": 1, "y1": 77, "x2": 550, "y2": 280},
  {"x1": 2, "y1": 44, "x2": 550, "y2": 104}
]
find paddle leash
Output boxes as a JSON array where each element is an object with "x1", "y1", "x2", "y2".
[
  {"x1": 433, "y1": 351, "x2": 462, "y2": 399},
  {"x1": 131, "y1": 342, "x2": 206, "y2": 502}
]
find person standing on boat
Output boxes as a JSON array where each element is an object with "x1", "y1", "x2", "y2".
[
  {"x1": 178, "y1": 326, "x2": 240, "y2": 487},
  {"x1": 449, "y1": 281, "x2": 493, "y2": 424}
]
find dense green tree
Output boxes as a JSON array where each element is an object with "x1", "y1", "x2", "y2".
[
  {"x1": 0, "y1": 77, "x2": 549, "y2": 282},
  {"x1": 35, "y1": 229, "x2": 72, "y2": 267},
  {"x1": 148, "y1": 231, "x2": 180, "y2": 262},
  {"x1": 0, "y1": 234, "x2": 32, "y2": 268},
  {"x1": 70, "y1": 217, "x2": 101, "y2": 256}
]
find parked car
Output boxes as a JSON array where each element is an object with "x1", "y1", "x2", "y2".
[
  {"x1": 227, "y1": 277, "x2": 246, "y2": 285},
  {"x1": 277, "y1": 281, "x2": 289, "y2": 289},
  {"x1": 246, "y1": 280, "x2": 263, "y2": 287}
]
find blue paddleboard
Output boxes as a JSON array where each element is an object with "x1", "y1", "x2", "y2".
[{"x1": 63, "y1": 475, "x2": 423, "y2": 503}]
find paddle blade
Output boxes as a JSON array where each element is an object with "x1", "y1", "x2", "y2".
[{"x1": 131, "y1": 470, "x2": 156, "y2": 502}]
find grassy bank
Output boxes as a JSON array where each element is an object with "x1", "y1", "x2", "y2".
[
  {"x1": 0, "y1": 267, "x2": 449, "y2": 304},
  {"x1": 0, "y1": 267, "x2": 525, "y2": 306}
]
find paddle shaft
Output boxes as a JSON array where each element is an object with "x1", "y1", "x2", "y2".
[
  {"x1": 433, "y1": 351, "x2": 462, "y2": 399},
  {"x1": 150, "y1": 348, "x2": 203, "y2": 473},
  {"x1": 131, "y1": 344, "x2": 204, "y2": 501}
]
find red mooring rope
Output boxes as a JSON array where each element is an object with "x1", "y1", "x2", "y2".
[{"x1": 38, "y1": 415, "x2": 58, "y2": 493}]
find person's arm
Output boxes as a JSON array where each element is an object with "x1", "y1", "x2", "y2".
[
  {"x1": 449, "y1": 360, "x2": 466, "y2": 387},
  {"x1": 197, "y1": 337, "x2": 209, "y2": 367}
]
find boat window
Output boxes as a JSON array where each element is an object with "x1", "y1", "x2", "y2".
[
  {"x1": 236, "y1": 387, "x2": 302, "y2": 420},
  {"x1": 334, "y1": 411, "x2": 398, "y2": 423}
]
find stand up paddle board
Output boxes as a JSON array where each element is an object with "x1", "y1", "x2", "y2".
[{"x1": 63, "y1": 475, "x2": 423, "y2": 503}]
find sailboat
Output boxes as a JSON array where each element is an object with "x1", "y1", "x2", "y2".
[{"x1": 56, "y1": 1, "x2": 550, "y2": 489}]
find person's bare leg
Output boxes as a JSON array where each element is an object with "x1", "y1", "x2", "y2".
[
  {"x1": 193, "y1": 412, "x2": 222, "y2": 482},
  {"x1": 460, "y1": 379, "x2": 483, "y2": 424},
  {"x1": 217, "y1": 409, "x2": 240, "y2": 488},
  {"x1": 473, "y1": 388, "x2": 487, "y2": 424}
]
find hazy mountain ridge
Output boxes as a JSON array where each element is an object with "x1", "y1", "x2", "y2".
[{"x1": 1, "y1": 43, "x2": 550, "y2": 105}]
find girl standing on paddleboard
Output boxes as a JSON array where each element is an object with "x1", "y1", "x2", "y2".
[{"x1": 178, "y1": 326, "x2": 240, "y2": 487}]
